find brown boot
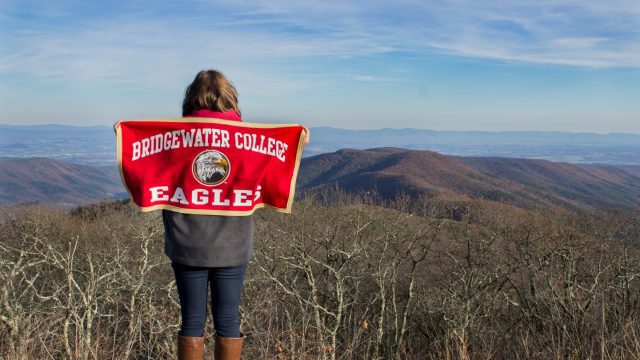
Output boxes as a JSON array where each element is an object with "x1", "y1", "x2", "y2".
[
  {"x1": 178, "y1": 334, "x2": 205, "y2": 360},
  {"x1": 214, "y1": 333, "x2": 244, "y2": 360}
]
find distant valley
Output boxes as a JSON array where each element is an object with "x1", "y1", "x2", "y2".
[
  {"x1": 2, "y1": 124, "x2": 639, "y2": 166},
  {"x1": 305, "y1": 127, "x2": 640, "y2": 165}
]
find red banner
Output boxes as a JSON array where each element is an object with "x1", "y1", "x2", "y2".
[{"x1": 114, "y1": 118, "x2": 306, "y2": 215}]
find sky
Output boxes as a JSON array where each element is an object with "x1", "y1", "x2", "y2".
[{"x1": 0, "y1": 0, "x2": 639, "y2": 133}]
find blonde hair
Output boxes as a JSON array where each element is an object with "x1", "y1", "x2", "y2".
[{"x1": 182, "y1": 69, "x2": 241, "y2": 117}]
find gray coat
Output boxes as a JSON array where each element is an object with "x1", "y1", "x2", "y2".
[{"x1": 162, "y1": 209, "x2": 254, "y2": 267}]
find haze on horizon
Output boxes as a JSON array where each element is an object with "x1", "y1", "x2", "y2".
[{"x1": 1, "y1": 0, "x2": 639, "y2": 134}]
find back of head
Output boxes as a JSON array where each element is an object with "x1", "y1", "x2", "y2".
[{"x1": 182, "y1": 69, "x2": 241, "y2": 117}]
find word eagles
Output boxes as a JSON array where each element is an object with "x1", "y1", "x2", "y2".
[
  {"x1": 132, "y1": 128, "x2": 289, "y2": 162},
  {"x1": 149, "y1": 185, "x2": 262, "y2": 207}
]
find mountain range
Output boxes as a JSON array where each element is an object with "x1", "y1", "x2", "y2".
[
  {"x1": 2, "y1": 148, "x2": 639, "y2": 212},
  {"x1": 299, "y1": 148, "x2": 640, "y2": 211},
  {"x1": 0, "y1": 157, "x2": 127, "y2": 207}
]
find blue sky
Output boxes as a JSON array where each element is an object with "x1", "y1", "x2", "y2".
[{"x1": 1, "y1": 0, "x2": 639, "y2": 133}]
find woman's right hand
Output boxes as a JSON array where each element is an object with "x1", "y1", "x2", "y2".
[{"x1": 302, "y1": 126, "x2": 310, "y2": 145}]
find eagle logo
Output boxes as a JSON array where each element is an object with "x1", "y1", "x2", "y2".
[{"x1": 192, "y1": 150, "x2": 231, "y2": 186}]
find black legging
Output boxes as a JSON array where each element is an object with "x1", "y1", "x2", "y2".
[{"x1": 172, "y1": 262, "x2": 247, "y2": 337}]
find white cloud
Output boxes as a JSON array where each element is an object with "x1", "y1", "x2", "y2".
[
  {"x1": 354, "y1": 75, "x2": 375, "y2": 81},
  {"x1": 217, "y1": 0, "x2": 640, "y2": 68}
]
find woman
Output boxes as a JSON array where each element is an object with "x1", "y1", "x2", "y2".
[{"x1": 163, "y1": 69, "x2": 308, "y2": 360}]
